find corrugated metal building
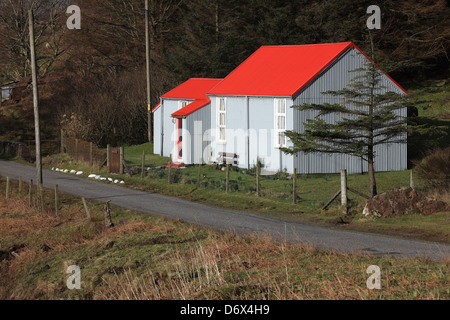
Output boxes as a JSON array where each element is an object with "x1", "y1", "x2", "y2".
[
  {"x1": 153, "y1": 42, "x2": 408, "y2": 174},
  {"x1": 152, "y1": 78, "x2": 222, "y2": 164}
]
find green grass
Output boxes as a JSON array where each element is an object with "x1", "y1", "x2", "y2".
[
  {"x1": 0, "y1": 182, "x2": 448, "y2": 300},
  {"x1": 407, "y1": 79, "x2": 450, "y2": 162},
  {"x1": 122, "y1": 142, "x2": 169, "y2": 167},
  {"x1": 41, "y1": 148, "x2": 449, "y2": 244},
  {"x1": 408, "y1": 79, "x2": 450, "y2": 119},
  {"x1": 13, "y1": 77, "x2": 450, "y2": 246}
]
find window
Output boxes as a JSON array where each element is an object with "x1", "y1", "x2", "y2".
[
  {"x1": 217, "y1": 98, "x2": 226, "y2": 143},
  {"x1": 179, "y1": 101, "x2": 188, "y2": 109},
  {"x1": 275, "y1": 98, "x2": 286, "y2": 147}
]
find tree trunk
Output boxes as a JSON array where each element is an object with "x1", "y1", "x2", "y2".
[{"x1": 368, "y1": 155, "x2": 377, "y2": 198}]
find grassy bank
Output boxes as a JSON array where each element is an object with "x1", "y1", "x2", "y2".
[
  {"x1": 0, "y1": 178, "x2": 448, "y2": 300},
  {"x1": 40, "y1": 149, "x2": 450, "y2": 245}
]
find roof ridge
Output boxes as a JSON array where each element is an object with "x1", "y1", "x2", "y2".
[
  {"x1": 290, "y1": 42, "x2": 354, "y2": 97},
  {"x1": 208, "y1": 41, "x2": 355, "y2": 97},
  {"x1": 260, "y1": 41, "x2": 354, "y2": 48}
]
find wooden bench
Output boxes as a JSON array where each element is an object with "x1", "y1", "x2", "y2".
[{"x1": 217, "y1": 152, "x2": 239, "y2": 165}]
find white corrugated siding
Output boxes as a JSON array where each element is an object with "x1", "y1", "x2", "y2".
[
  {"x1": 293, "y1": 48, "x2": 407, "y2": 174},
  {"x1": 185, "y1": 104, "x2": 212, "y2": 164}
]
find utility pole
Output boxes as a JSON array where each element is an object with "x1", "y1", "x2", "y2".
[
  {"x1": 29, "y1": 9, "x2": 42, "y2": 186},
  {"x1": 145, "y1": 0, "x2": 153, "y2": 143}
]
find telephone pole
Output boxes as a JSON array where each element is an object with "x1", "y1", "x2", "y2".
[
  {"x1": 145, "y1": 0, "x2": 153, "y2": 143},
  {"x1": 28, "y1": 9, "x2": 42, "y2": 186}
]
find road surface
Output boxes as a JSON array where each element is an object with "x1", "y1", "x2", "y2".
[{"x1": 0, "y1": 160, "x2": 448, "y2": 261}]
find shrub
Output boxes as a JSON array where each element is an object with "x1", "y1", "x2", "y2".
[
  {"x1": 414, "y1": 147, "x2": 450, "y2": 190},
  {"x1": 170, "y1": 169, "x2": 182, "y2": 184}
]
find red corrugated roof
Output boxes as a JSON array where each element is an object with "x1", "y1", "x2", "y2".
[
  {"x1": 155, "y1": 43, "x2": 407, "y2": 117},
  {"x1": 172, "y1": 99, "x2": 211, "y2": 118},
  {"x1": 162, "y1": 78, "x2": 222, "y2": 100},
  {"x1": 208, "y1": 42, "x2": 353, "y2": 97},
  {"x1": 207, "y1": 42, "x2": 407, "y2": 97},
  {"x1": 155, "y1": 78, "x2": 222, "y2": 117}
]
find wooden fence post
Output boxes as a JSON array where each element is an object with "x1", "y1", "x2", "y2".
[
  {"x1": 29, "y1": 179, "x2": 33, "y2": 206},
  {"x1": 39, "y1": 183, "x2": 44, "y2": 211},
  {"x1": 168, "y1": 154, "x2": 172, "y2": 184},
  {"x1": 89, "y1": 142, "x2": 93, "y2": 167},
  {"x1": 104, "y1": 200, "x2": 114, "y2": 228},
  {"x1": 82, "y1": 197, "x2": 91, "y2": 220},
  {"x1": 226, "y1": 164, "x2": 230, "y2": 193},
  {"x1": 60, "y1": 129, "x2": 64, "y2": 153},
  {"x1": 256, "y1": 161, "x2": 260, "y2": 197},
  {"x1": 107, "y1": 144, "x2": 111, "y2": 174},
  {"x1": 75, "y1": 138, "x2": 79, "y2": 162},
  {"x1": 120, "y1": 146, "x2": 124, "y2": 175},
  {"x1": 141, "y1": 149, "x2": 145, "y2": 178},
  {"x1": 19, "y1": 176, "x2": 22, "y2": 194},
  {"x1": 197, "y1": 161, "x2": 202, "y2": 188},
  {"x1": 54, "y1": 184, "x2": 59, "y2": 217},
  {"x1": 6, "y1": 177, "x2": 10, "y2": 200},
  {"x1": 341, "y1": 169, "x2": 348, "y2": 212},
  {"x1": 293, "y1": 168, "x2": 297, "y2": 204}
]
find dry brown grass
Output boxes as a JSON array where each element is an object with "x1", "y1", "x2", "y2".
[
  {"x1": 94, "y1": 232, "x2": 449, "y2": 300},
  {"x1": 0, "y1": 178, "x2": 448, "y2": 300}
]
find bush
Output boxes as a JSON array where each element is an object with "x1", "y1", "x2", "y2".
[
  {"x1": 414, "y1": 147, "x2": 450, "y2": 190},
  {"x1": 170, "y1": 169, "x2": 182, "y2": 184}
]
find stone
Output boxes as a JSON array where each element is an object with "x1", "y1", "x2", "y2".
[{"x1": 363, "y1": 187, "x2": 450, "y2": 218}]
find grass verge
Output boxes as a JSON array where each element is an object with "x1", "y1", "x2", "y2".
[
  {"x1": 38, "y1": 150, "x2": 450, "y2": 245},
  {"x1": 0, "y1": 178, "x2": 448, "y2": 300}
]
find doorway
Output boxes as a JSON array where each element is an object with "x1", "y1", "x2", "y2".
[{"x1": 177, "y1": 118, "x2": 182, "y2": 161}]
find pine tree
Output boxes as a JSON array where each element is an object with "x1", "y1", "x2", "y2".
[{"x1": 281, "y1": 50, "x2": 409, "y2": 197}]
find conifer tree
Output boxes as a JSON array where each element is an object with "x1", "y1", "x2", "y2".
[{"x1": 281, "y1": 51, "x2": 410, "y2": 197}]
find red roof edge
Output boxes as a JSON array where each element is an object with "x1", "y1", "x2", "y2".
[
  {"x1": 352, "y1": 44, "x2": 408, "y2": 95},
  {"x1": 291, "y1": 42, "x2": 354, "y2": 98},
  {"x1": 171, "y1": 98, "x2": 211, "y2": 118},
  {"x1": 290, "y1": 42, "x2": 408, "y2": 97},
  {"x1": 152, "y1": 102, "x2": 161, "y2": 112}
]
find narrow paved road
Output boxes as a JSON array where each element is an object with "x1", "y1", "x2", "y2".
[{"x1": 0, "y1": 160, "x2": 448, "y2": 261}]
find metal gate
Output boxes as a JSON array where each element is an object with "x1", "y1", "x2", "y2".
[{"x1": 109, "y1": 147, "x2": 121, "y2": 174}]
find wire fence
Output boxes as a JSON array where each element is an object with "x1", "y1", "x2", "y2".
[
  {"x1": 0, "y1": 141, "x2": 30, "y2": 160},
  {"x1": 131, "y1": 161, "x2": 423, "y2": 209},
  {"x1": 23, "y1": 140, "x2": 60, "y2": 163},
  {"x1": 62, "y1": 136, "x2": 107, "y2": 168}
]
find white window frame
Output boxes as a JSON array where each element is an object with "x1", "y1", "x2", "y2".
[
  {"x1": 178, "y1": 100, "x2": 188, "y2": 110},
  {"x1": 217, "y1": 97, "x2": 227, "y2": 144},
  {"x1": 274, "y1": 98, "x2": 287, "y2": 148}
]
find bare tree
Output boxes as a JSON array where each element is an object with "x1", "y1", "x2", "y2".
[{"x1": 0, "y1": 0, "x2": 69, "y2": 82}]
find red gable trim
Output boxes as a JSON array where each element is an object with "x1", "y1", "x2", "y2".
[
  {"x1": 171, "y1": 99, "x2": 211, "y2": 118},
  {"x1": 152, "y1": 102, "x2": 161, "y2": 112}
]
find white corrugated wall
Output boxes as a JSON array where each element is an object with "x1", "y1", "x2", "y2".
[{"x1": 293, "y1": 48, "x2": 407, "y2": 174}]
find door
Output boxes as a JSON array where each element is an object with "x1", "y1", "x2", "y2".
[
  {"x1": 177, "y1": 118, "x2": 182, "y2": 161},
  {"x1": 109, "y1": 147, "x2": 121, "y2": 173}
]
